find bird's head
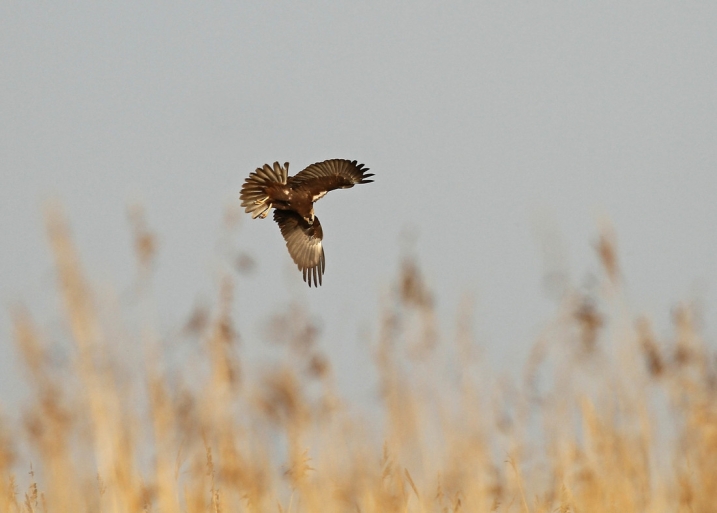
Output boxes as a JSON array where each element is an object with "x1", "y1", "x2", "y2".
[{"x1": 301, "y1": 205, "x2": 315, "y2": 225}]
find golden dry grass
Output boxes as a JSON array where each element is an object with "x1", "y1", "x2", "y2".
[{"x1": 3, "y1": 206, "x2": 717, "y2": 512}]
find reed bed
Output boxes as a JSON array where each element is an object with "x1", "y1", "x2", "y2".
[{"x1": 3, "y1": 206, "x2": 716, "y2": 512}]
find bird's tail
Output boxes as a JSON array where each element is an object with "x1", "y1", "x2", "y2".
[{"x1": 240, "y1": 162, "x2": 289, "y2": 219}]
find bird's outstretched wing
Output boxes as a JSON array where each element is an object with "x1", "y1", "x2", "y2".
[
  {"x1": 289, "y1": 159, "x2": 374, "y2": 202},
  {"x1": 273, "y1": 210, "x2": 325, "y2": 287}
]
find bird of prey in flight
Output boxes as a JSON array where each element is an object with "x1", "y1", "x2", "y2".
[{"x1": 240, "y1": 158, "x2": 374, "y2": 287}]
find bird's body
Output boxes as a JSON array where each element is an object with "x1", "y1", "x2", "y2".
[
  {"x1": 263, "y1": 183, "x2": 315, "y2": 221},
  {"x1": 239, "y1": 158, "x2": 373, "y2": 287}
]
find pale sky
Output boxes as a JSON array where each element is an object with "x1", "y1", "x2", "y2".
[{"x1": 1, "y1": 2, "x2": 716, "y2": 406}]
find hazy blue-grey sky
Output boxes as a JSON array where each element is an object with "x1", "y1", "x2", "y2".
[{"x1": 2, "y1": 2, "x2": 716, "y2": 405}]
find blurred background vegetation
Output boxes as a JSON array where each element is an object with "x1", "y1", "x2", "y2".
[{"x1": 3, "y1": 206, "x2": 716, "y2": 513}]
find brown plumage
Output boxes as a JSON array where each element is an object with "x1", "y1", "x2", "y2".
[{"x1": 239, "y1": 158, "x2": 374, "y2": 287}]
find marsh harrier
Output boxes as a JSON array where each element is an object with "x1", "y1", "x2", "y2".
[{"x1": 240, "y1": 159, "x2": 373, "y2": 287}]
